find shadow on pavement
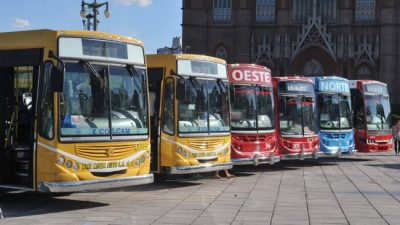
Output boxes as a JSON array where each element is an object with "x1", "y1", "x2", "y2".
[
  {"x1": 99, "y1": 178, "x2": 203, "y2": 193},
  {"x1": 0, "y1": 191, "x2": 108, "y2": 218},
  {"x1": 367, "y1": 163, "x2": 400, "y2": 170},
  {"x1": 318, "y1": 157, "x2": 373, "y2": 163}
]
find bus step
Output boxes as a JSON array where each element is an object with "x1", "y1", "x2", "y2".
[
  {"x1": 16, "y1": 160, "x2": 30, "y2": 171},
  {"x1": 15, "y1": 172, "x2": 28, "y2": 177},
  {"x1": 14, "y1": 145, "x2": 30, "y2": 151},
  {"x1": 14, "y1": 172, "x2": 29, "y2": 184},
  {"x1": 14, "y1": 145, "x2": 30, "y2": 159}
]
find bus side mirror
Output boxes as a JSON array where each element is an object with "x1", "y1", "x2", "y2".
[
  {"x1": 51, "y1": 66, "x2": 64, "y2": 93},
  {"x1": 176, "y1": 78, "x2": 185, "y2": 101}
]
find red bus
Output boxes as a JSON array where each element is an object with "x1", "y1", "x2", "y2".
[
  {"x1": 228, "y1": 64, "x2": 280, "y2": 165},
  {"x1": 350, "y1": 80, "x2": 392, "y2": 152},
  {"x1": 272, "y1": 77, "x2": 320, "y2": 160}
]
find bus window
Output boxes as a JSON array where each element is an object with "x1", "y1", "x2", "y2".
[
  {"x1": 109, "y1": 66, "x2": 148, "y2": 134},
  {"x1": 162, "y1": 78, "x2": 174, "y2": 134},
  {"x1": 38, "y1": 62, "x2": 54, "y2": 139},
  {"x1": 354, "y1": 90, "x2": 365, "y2": 129}
]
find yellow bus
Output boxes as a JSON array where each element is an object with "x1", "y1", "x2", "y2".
[
  {"x1": 147, "y1": 54, "x2": 232, "y2": 174},
  {"x1": 0, "y1": 29, "x2": 153, "y2": 192}
]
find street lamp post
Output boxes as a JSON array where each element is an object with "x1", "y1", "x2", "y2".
[{"x1": 80, "y1": 0, "x2": 110, "y2": 31}]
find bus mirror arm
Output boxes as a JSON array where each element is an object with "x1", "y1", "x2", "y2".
[{"x1": 48, "y1": 51, "x2": 65, "y2": 93}]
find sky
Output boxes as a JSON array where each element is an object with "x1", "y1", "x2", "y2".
[{"x1": 0, "y1": 0, "x2": 182, "y2": 53}]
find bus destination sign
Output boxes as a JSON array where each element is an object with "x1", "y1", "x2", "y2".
[
  {"x1": 229, "y1": 68, "x2": 271, "y2": 85},
  {"x1": 280, "y1": 81, "x2": 314, "y2": 94},
  {"x1": 318, "y1": 80, "x2": 350, "y2": 93},
  {"x1": 364, "y1": 84, "x2": 388, "y2": 95}
]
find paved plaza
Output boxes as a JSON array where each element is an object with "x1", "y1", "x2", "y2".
[{"x1": 1, "y1": 152, "x2": 400, "y2": 225}]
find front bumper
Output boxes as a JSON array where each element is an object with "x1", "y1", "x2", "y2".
[
  {"x1": 319, "y1": 148, "x2": 358, "y2": 157},
  {"x1": 167, "y1": 162, "x2": 233, "y2": 174},
  {"x1": 232, "y1": 155, "x2": 280, "y2": 166},
  {"x1": 37, "y1": 174, "x2": 154, "y2": 192},
  {"x1": 280, "y1": 151, "x2": 322, "y2": 160}
]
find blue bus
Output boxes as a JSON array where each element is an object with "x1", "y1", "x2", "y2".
[{"x1": 313, "y1": 76, "x2": 355, "y2": 156}]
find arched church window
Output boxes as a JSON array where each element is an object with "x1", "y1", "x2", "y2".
[
  {"x1": 355, "y1": 0, "x2": 375, "y2": 22},
  {"x1": 216, "y1": 46, "x2": 228, "y2": 61},
  {"x1": 357, "y1": 65, "x2": 372, "y2": 78},
  {"x1": 303, "y1": 59, "x2": 325, "y2": 76},
  {"x1": 213, "y1": 0, "x2": 232, "y2": 23},
  {"x1": 293, "y1": 0, "x2": 336, "y2": 24},
  {"x1": 256, "y1": 0, "x2": 276, "y2": 23}
]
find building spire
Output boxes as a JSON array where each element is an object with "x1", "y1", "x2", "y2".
[{"x1": 312, "y1": 0, "x2": 317, "y2": 18}]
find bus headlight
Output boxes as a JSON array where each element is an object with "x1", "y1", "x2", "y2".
[
  {"x1": 141, "y1": 155, "x2": 146, "y2": 163},
  {"x1": 72, "y1": 163, "x2": 79, "y2": 171},
  {"x1": 177, "y1": 147, "x2": 183, "y2": 154},
  {"x1": 57, "y1": 156, "x2": 65, "y2": 165},
  {"x1": 145, "y1": 151, "x2": 150, "y2": 159},
  {"x1": 182, "y1": 150, "x2": 188, "y2": 158},
  {"x1": 135, "y1": 160, "x2": 140, "y2": 167},
  {"x1": 65, "y1": 160, "x2": 73, "y2": 168}
]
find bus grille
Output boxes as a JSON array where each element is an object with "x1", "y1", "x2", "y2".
[
  {"x1": 189, "y1": 139, "x2": 224, "y2": 151},
  {"x1": 76, "y1": 143, "x2": 147, "y2": 161}
]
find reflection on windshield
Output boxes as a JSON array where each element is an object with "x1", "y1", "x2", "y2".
[
  {"x1": 279, "y1": 96, "x2": 317, "y2": 136},
  {"x1": 179, "y1": 79, "x2": 230, "y2": 133},
  {"x1": 60, "y1": 63, "x2": 148, "y2": 137},
  {"x1": 110, "y1": 66, "x2": 148, "y2": 134},
  {"x1": 319, "y1": 94, "x2": 352, "y2": 130},
  {"x1": 365, "y1": 95, "x2": 391, "y2": 130},
  {"x1": 230, "y1": 85, "x2": 275, "y2": 130}
]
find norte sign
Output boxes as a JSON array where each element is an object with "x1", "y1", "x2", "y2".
[
  {"x1": 229, "y1": 66, "x2": 271, "y2": 85},
  {"x1": 319, "y1": 80, "x2": 350, "y2": 93}
]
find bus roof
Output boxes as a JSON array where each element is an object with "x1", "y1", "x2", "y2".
[
  {"x1": 273, "y1": 76, "x2": 314, "y2": 83},
  {"x1": 0, "y1": 29, "x2": 144, "y2": 51},
  {"x1": 147, "y1": 54, "x2": 226, "y2": 67},
  {"x1": 349, "y1": 80, "x2": 388, "y2": 88},
  {"x1": 228, "y1": 63, "x2": 270, "y2": 71}
]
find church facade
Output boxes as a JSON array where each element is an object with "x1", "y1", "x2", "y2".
[{"x1": 182, "y1": 0, "x2": 400, "y2": 110}]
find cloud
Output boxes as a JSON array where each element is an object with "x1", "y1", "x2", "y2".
[
  {"x1": 115, "y1": 0, "x2": 152, "y2": 7},
  {"x1": 12, "y1": 18, "x2": 31, "y2": 29}
]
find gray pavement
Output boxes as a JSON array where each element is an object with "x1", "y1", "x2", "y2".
[{"x1": 1, "y1": 152, "x2": 400, "y2": 225}]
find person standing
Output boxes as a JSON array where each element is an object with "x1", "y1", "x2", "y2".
[{"x1": 392, "y1": 120, "x2": 400, "y2": 155}]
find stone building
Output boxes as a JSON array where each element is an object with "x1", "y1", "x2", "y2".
[
  {"x1": 182, "y1": 0, "x2": 400, "y2": 110},
  {"x1": 157, "y1": 36, "x2": 183, "y2": 54}
]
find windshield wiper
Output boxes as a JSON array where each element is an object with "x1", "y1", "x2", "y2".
[
  {"x1": 217, "y1": 78, "x2": 226, "y2": 90},
  {"x1": 126, "y1": 64, "x2": 143, "y2": 91},
  {"x1": 79, "y1": 60, "x2": 107, "y2": 88}
]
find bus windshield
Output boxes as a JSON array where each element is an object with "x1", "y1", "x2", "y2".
[
  {"x1": 279, "y1": 95, "x2": 317, "y2": 136},
  {"x1": 230, "y1": 85, "x2": 274, "y2": 130},
  {"x1": 179, "y1": 79, "x2": 230, "y2": 133},
  {"x1": 318, "y1": 94, "x2": 352, "y2": 130},
  {"x1": 60, "y1": 62, "x2": 148, "y2": 137},
  {"x1": 365, "y1": 95, "x2": 391, "y2": 131}
]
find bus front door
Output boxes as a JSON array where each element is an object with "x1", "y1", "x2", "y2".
[
  {"x1": 0, "y1": 64, "x2": 37, "y2": 189},
  {"x1": 148, "y1": 68, "x2": 164, "y2": 173}
]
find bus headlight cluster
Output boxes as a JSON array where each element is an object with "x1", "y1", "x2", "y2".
[
  {"x1": 57, "y1": 156, "x2": 65, "y2": 165},
  {"x1": 134, "y1": 153, "x2": 150, "y2": 167},
  {"x1": 57, "y1": 156, "x2": 80, "y2": 172},
  {"x1": 176, "y1": 147, "x2": 190, "y2": 158},
  {"x1": 367, "y1": 139, "x2": 376, "y2": 144},
  {"x1": 65, "y1": 160, "x2": 73, "y2": 168},
  {"x1": 72, "y1": 163, "x2": 79, "y2": 172}
]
